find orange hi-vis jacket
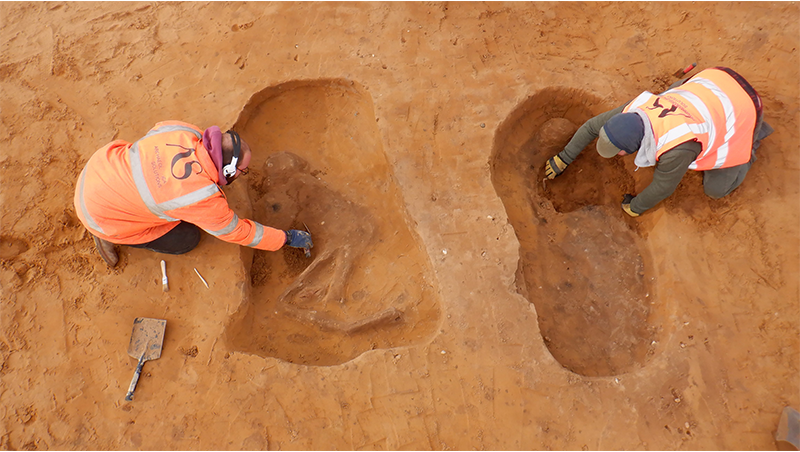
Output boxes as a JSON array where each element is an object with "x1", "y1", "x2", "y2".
[
  {"x1": 74, "y1": 121, "x2": 286, "y2": 251},
  {"x1": 623, "y1": 67, "x2": 758, "y2": 171}
]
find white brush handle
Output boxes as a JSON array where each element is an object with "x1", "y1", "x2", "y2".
[{"x1": 160, "y1": 260, "x2": 169, "y2": 292}]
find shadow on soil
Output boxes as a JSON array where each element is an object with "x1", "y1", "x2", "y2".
[
  {"x1": 224, "y1": 79, "x2": 441, "y2": 366},
  {"x1": 490, "y1": 87, "x2": 663, "y2": 377}
]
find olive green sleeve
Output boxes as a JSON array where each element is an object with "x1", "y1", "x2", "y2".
[
  {"x1": 556, "y1": 104, "x2": 627, "y2": 164},
  {"x1": 629, "y1": 141, "x2": 701, "y2": 214},
  {"x1": 556, "y1": 84, "x2": 687, "y2": 166}
]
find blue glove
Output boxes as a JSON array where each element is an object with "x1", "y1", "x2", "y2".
[{"x1": 284, "y1": 229, "x2": 313, "y2": 249}]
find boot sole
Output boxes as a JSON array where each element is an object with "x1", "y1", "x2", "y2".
[{"x1": 93, "y1": 236, "x2": 119, "y2": 267}]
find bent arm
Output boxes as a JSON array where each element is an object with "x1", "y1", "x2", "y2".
[
  {"x1": 171, "y1": 192, "x2": 286, "y2": 251},
  {"x1": 557, "y1": 103, "x2": 627, "y2": 164},
  {"x1": 629, "y1": 142, "x2": 700, "y2": 214}
]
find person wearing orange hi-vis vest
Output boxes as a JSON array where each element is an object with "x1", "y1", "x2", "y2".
[
  {"x1": 74, "y1": 121, "x2": 312, "y2": 267},
  {"x1": 544, "y1": 67, "x2": 773, "y2": 216}
]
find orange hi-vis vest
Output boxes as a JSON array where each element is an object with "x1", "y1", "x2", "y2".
[
  {"x1": 623, "y1": 67, "x2": 758, "y2": 171},
  {"x1": 74, "y1": 121, "x2": 286, "y2": 251}
]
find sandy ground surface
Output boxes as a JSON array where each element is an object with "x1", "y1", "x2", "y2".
[{"x1": 1, "y1": 2, "x2": 799, "y2": 450}]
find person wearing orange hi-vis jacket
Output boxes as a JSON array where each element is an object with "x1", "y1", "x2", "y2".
[
  {"x1": 544, "y1": 67, "x2": 773, "y2": 217},
  {"x1": 74, "y1": 121, "x2": 312, "y2": 267}
]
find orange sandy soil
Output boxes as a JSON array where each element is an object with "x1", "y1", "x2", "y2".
[{"x1": 1, "y1": 2, "x2": 799, "y2": 450}]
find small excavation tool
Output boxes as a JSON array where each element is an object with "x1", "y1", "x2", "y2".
[
  {"x1": 194, "y1": 267, "x2": 209, "y2": 289},
  {"x1": 124, "y1": 317, "x2": 166, "y2": 401},
  {"x1": 160, "y1": 260, "x2": 169, "y2": 292},
  {"x1": 674, "y1": 62, "x2": 697, "y2": 78},
  {"x1": 302, "y1": 222, "x2": 312, "y2": 258}
]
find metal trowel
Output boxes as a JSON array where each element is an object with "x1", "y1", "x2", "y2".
[
  {"x1": 124, "y1": 317, "x2": 166, "y2": 401},
  {"x1": 302, "y1": 222, "x2": 312, "y2": 258}
]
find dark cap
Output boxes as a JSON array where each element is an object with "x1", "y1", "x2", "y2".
[{"x1": 596, "y1": 113, "x2": 644, "y2": 158}]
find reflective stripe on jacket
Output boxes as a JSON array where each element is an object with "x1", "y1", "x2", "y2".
[
  {"x1": 74, "y1": 121, "x2": 286, "y2": 251},
  {"x1": 624, "y1": 67, "x2": 758, "y2": 171}
]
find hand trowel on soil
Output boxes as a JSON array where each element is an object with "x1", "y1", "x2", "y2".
[{"x1": 124, "y1": 317, "x2": 166, "y2": 401}]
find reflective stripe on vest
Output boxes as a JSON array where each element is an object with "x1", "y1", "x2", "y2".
[
  {"x1": 77, "y1": 168, "x2": 107, "y2": 235},
  {"x1": 128, "y1": 125, "x2": 219, "y2": 221},
  {"x1": 203, "y1": 214, "x2": 265, "y2": 248},
  {"x1": 76, "y1": 122, "x2": 275, "y2": 247},
  {"x1": 247, "y1": 223, "x2": 264, "y2": 247},
  {"x1": 624, "y1": 68, "x2": 754, "y2": 171},
  {"x1": 676, "y1": 76, "x2": 738, "y2": 169},
  {"x1": 138, "y1": 123, "x2": 266, "y2": 247}
]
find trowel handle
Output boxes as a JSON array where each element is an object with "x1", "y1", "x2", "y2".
[{"x1": 125, "y1": 356, "x2": 146, "y2": 401}]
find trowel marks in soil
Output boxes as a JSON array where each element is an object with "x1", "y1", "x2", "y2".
[
  {"x1": 225, "y1": 79, "x2": 440, "y2": 366},
  {"x1": 490, "y1": 87, "x2": 662, "y2": 377}
]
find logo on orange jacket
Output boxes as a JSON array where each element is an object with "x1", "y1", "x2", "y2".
[{"x1": 169, "y1": 143, "x2": 203, "y2": 180}]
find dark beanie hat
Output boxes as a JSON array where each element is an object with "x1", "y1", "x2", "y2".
[{"x1": 604, "y1": 113, "x2": 645, "y2": 154}]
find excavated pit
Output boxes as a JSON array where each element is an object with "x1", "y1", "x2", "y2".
[
  {"x1": 490, "y1": 87, "x2": 662, "y2": 377},
  {"x1": 224, "y1": 79, "x2": 441, "y2": 366}
]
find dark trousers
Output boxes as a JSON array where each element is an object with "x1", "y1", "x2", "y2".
[
  {"x1": 702, "y1": 120, "x2": 773, "y2": 199},
  {"x1": 129, "y1": 221, "x2": 201, "y2": 255}
]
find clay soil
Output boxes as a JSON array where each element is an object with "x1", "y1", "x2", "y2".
[{"x1": 1, "y1": 2, "x2": 798, "y2": 450}]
